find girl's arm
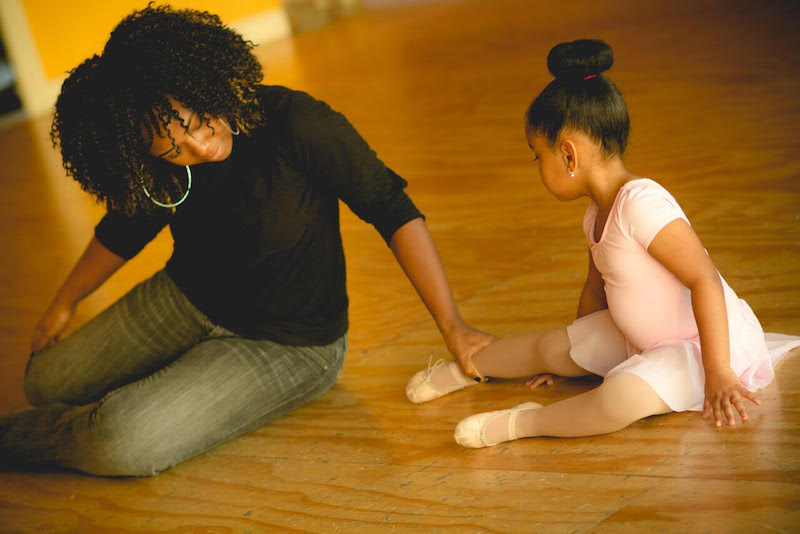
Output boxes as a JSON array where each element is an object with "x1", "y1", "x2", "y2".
[
  {"x1": 389, "y1": 218, "x2": 495, "y2": 379},
  {"x1": 577, "y1": 249, "x2": 608, "y2": 319},
  {"x1": 647, "y1": 219, "x2": 760, "y2": 426},
  {"x1": 527, "y1": 249, "x2": 606, "y2": 389},
  {"x1": 31, "y1": 236, "x2": 127, "y2": 352}
]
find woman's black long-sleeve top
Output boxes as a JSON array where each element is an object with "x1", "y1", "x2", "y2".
[{"x1": 95, "y1": 86, "x2": 423, "y2": 345}]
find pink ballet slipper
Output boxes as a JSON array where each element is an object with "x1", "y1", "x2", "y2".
[
  {"x1": 454, "y1": 402, "x2": 542, "y2": 448},
  {"x1": 405, "y1": 357, "x2": 477, "y2": 404}
]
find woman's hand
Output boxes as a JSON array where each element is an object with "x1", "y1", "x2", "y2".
[
  {"x1": 703, "y1": 367, "x2": 760, "y2": 427},
  {"x1": 27, "y1": 236, "x2": 126, "y2": 354},
  {"x1": 444, "y1": 320, "x2": 497, "y2": 380},
  {"x1": 388, "y1": 220, "x2": 495, "y2": 379},
  {"x1": 31, "y1": 302, "x2": 75, "y2": 353},
  {"x1": 525, "y1": 373, "x2": 568, "y2": 389}
]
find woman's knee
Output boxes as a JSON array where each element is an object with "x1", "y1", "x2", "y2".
[
  {"x1": 23, "y1": 353, "x2": 58, "y2": 406},
  {"x1": 24, "y1": 345, "x2": 109, "y2": 407}
]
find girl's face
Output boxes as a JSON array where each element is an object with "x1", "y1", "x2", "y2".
[
  {"x1": 527, "y1": 133, "x2": 581, "y2": 201},
  {"x1": 147, "y1": 96, "x2": 234, "y2": 166}
]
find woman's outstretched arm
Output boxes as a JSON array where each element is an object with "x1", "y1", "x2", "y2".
[
  {"x1": 31, "y1": 236, "x2": 127, "y2": 352},
  {"x1": 389, "y1": 217, "x2": 495, "y2": 379}
]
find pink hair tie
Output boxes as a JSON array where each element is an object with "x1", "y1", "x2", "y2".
[{"x1": 583, "y1": 74, "x2": 597, "y2": 80}]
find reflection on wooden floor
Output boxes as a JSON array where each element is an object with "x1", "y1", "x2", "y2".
[{"x1": 1, "y1": 0, "x2": 799, "y2": 531}]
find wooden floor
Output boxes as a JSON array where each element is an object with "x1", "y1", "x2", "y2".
[{"x1": 1, "y1": 0, "x2": 799, "y2": 531}]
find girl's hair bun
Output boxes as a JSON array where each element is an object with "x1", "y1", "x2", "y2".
[{"x1": 547, "y1": 39, "x2": 614, "y2": 80}]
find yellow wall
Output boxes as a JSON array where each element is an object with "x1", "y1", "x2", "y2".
[
  {"x1": 22, "y1": 1, "x2": 281, "y2": 79},
  {"x1": 0, "y1": 0, "x2": 288, "y2": 115}
]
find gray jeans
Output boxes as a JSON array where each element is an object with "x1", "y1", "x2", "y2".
[{"x1": 0, "y1": 270, "x2": 346, "y2": 476}]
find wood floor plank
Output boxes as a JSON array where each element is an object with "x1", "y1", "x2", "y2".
[
  {"x1": 590, "y1": 477, "x2": 800, "y2": 534},
  {"x1": 0, "y1": 459, "x2": 663, "y2": 533}
]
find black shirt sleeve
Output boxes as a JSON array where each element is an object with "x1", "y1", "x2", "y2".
[
  {"x1": 94, "y1": 209, "x2": 170, "y2": 260},
  {"x1": 283, "y1": 91, "x2": 423, "y2": 244}
]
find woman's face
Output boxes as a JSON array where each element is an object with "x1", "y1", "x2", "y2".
[{"x1": 147, "y1": 96, "x2": 234, "y2": 166}]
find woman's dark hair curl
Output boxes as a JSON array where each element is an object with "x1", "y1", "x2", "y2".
[
  {"x1": 51, "y1": 3, "x2": 266, "y2": 214},
  {"x1": 525, "y1": 39, "x2": 629, "y2": 158}
]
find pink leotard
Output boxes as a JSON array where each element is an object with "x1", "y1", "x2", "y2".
[{"x1": 568, "y1": 178, "x2": 798, "y2": 411}]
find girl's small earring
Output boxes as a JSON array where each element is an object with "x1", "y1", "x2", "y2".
[
  {"x1": 219, "y1": 118, "x2": 240, "y2": 136},
  {"x1": 569, "y1": 171, "x2": 575, "y2": 178}
]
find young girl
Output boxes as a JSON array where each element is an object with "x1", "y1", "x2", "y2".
[{"x1": 405, "y1": 39, "x2": 800, "y2": 448}]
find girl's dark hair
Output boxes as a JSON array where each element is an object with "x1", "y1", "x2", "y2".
[
  {"x1": 525, "y1": 39, "x2": 629, "y2": 158},
  {"x1": 50, "y1": 4, "x2": 266, "y2": 214}
]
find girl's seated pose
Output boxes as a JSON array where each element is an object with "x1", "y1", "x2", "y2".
[{"x1": 405, "y1": 39, "x2": 800, "y2": 448}]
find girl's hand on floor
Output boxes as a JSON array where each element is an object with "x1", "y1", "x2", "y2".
[
  {"x1": 525, "y1": 373, "x2": 567, "y2": 389},
  {"x1": 31, "y1": 302, "x2": 75, "y2": 353},
  {"x1": 703, "y1": 367, "x2": 761, "y2": 427},
  {"x1": 445, "y1": 320, "x2": 496, "y2": 380}
]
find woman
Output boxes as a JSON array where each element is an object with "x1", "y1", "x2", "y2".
[{"x1": 0, "y1": 5, "x2": 490, "y2": 476}]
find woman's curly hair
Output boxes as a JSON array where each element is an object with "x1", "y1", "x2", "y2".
[{"x1": 51, "y1": 3, "x2": 266, "y2": 215}]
